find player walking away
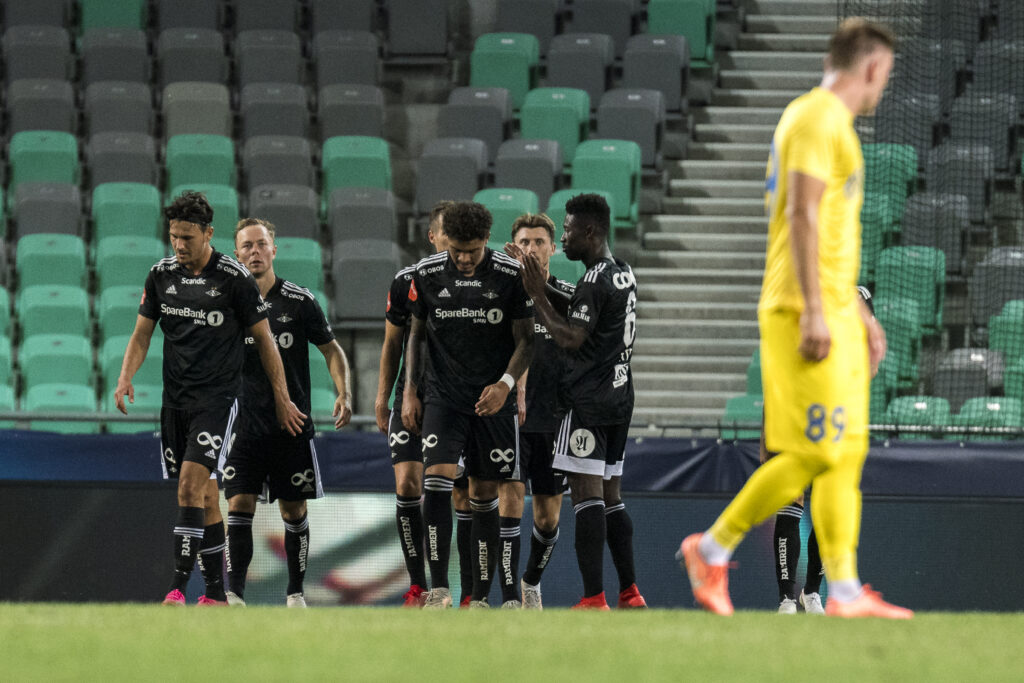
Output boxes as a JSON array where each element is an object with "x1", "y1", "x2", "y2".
[
  {"x1": 223, "y1": 218, "x2": 352, "y2": 608},
  {"x1": 374, "y1": 202, "x2": 452, "y2": 608},
  {"x1": 402, "y1": 201, "x2": 534, "y2": 609},
  {"x1": 114, "y1": 191, "x2": 305, "y2": 606},
  {"x1": 506, "y1": 213, "x2": 573, "y2": 610},
  {"x1": 507, "y1": 194, "x2": 647, "y2": 610},
  {"x1": 678, "y1": 19, "x2": 912, "y2": 619}
]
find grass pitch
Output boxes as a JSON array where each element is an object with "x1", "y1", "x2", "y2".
[{"x1": 3, "y1": 604, "x2": 1022, "y2": 682}]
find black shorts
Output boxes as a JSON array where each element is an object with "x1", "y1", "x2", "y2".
[
  {"x1": 223, "y1": 434, "x2": 323, "y2": 502},
  {"x1": 552, "y1": 410, "x2": 628, "y2": 480},
  {"x1": 388, "y1": 408, "x2": 420, "y2": 465},
  {"x1": 420, "y1": 403, "x2": 520, "y2": 481},
  {"x1": 519, "y1": 430, "x2": 567, "y2": 496},
  {"x1": 160, "y1": 401, "x2": 237, "y2": 480}
]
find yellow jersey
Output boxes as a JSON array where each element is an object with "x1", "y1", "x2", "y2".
[{"x1": 760, "y1": 87, "x2": 863, "y2": 316}]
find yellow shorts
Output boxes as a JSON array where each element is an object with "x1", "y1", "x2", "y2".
[{"x1": 759, "y1": 307, "x2": 868, "y2": 463}]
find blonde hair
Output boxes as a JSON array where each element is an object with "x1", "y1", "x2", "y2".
[
  {"x1": 828, "y1": 17, "x2": 896, "y2": 70},
  {"x1": 233, "y1": 217, "x2": 276, "y2": 241}
]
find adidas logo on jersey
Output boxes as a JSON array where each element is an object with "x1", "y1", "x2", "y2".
[
  {"x1": 500, "y1": 465, "x2": 511, "y2": 473},
  {"x1": 439, "y1": 288, "x2": 452, "y2": 298},
  {"x1": 165, "y1": 284, "x2": 177, "y2": 294}
]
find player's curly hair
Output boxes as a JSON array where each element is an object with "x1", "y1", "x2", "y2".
[
  {"x1": 565, "y1": 193, "x2": 610, "y2": 235},
  {"x1": 164, "y1": 190, "x2": 214, "y2": 227},
  {"x1": 441, "y1": 201, "x2": 493, "y2": 243},
  {"x1": 510, "y1": 213, "x2": 555, "y2": 242}
]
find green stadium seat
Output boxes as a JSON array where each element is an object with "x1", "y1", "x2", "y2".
[
  {"x1": 7, "y1": 131, "x2": 80, "y2": 196},
  {"x1": 310, "y1": 350, "x2": 335, "y2": 394},
  {"x1": 103, "y1": 383, "x2": 161, "y2": 434},
  {"x1": 547, "y1": 251, "x2": 585, "y2": 283},
  {"x1": 869, "y1": 365, "x2": 892, "y2": 425},
  {"x1": 474, "y1": 188, "x2": 540, "y2": 249},
  {"x1": 520, "y1": 88, "x2": 590, "y2": 164},
  {"x1": 545, "y1": 188, "x2": 617, "y2": 246},
  {"x1": 988, "y1": 301, "x2": 1024, "y2": 367},
  {"x1": 15, "y1": 234, "x2": 87, "y2": 289},
  {"x1": 24, "y1": 383, "x2": 99, "y2": 434},
  {"x1": 321, "y1": 136, "x2": 392, "y2": 207},
  {"x1": 20, "y1": 334, "x2": 94, "y2": 389},
  {"x1": 875, "y1": 246, "x2": 945, "y2": 333},
  {"x1": 858, "y1": 193, "x2": 897, "y2": 284},
  {"x1": 571, "y1": 139, "x2": 641, "y2": 226},
  {"x1": 17, "y1": 285, "x2": 91, "y2": 338},
  {"x1": 884, "y1": 395, "x2": 950, "y2": 440},
  {"x1": 0, "y1": 287, "x2": 10, "y2": 337},
  {"x1": 721, "y1": 393, "x2": 763, "y2": 439},
  {"x1": 98, "y1": 285, "x2": 145, "y2": 342},
  {"x1": 95, "y1": 235, "x2": 166, "y2": 289},
  {"x1": 646, "y1": 0, "x2": 715, "y2": 67},
  {"x1": 92, "y1": 183, "x2": 163, "y2": 241},
  {"x1": 102, "y1": 335, "x2": 163, "y2": 392},
  {"x1": 310, "y1": 289, "x2": 329, "y2": 319},
  {"x1": 310, "y1": 387, "x2": 338, "y2": 417},
  {"x1": 953, "y1": 396, "x2": 1023, "y2": 441},
  {"x1": 872, "y1": 297, "x2": 922, "y2": 390},
  {"x1": 165, "y1": 135, "x2": 236, "y2": 190},
  {"x1": 0, "y1": 335, "x2": 11, "y2": 387},
  {"x1": 745, "y1": 349, "x2": 761, "y2": 395},
  {"x1": 1004, "y1": 357, "x2": 1024, "y2": 402},
  {"x1": 0, "y1": 383, "x2": 14, "y2": 429},
  {"x1": 863, "y1": 143, "x2": 917, "y2": 219},
  {"x1": 469, "y1": 33, "x2": 540, "y2": 109},
  {"x1": 273, "y1": 238, "x2": 324, "y2": 290},
  {"x1": 169, "y1": 184, "x2": 239, "y2": 255},
  {"x1": 81, "y1": 0, "x2": 148, "y2": 30}
]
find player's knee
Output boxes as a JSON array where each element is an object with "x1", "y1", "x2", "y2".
[
  {"x1": 227, "y1": 494, "x2": 257, "y2": 515},
  {"x1": 395, "y1": 476, "x2": 422, "y2": 497},
  {"x1": 498, "y1": 481, "x2": 525, "y2": 516},
  {"x1": 469, "y1": 478, "x2": 499, "y2": 500},
  {"x1": 279, "y1": 500, "x2": 306, "y2": 522},
  {"x1": 533, "y1": 500, "x2": 560, "y2": 531}
]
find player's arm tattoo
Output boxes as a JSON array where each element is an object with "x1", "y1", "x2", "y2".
[
  {"x1": 506, "y1": 318, "x2": 535, "y2": 381},
  {"x1": 403, "y1": 316, "x2": 425, "y2": 399},
  {"x1": 530, "y1": 288, "x2": 588, "y2": 351}
]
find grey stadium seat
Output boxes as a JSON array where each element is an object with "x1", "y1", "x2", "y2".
[
  {"x1": 239, "y1": 83, "x2": 311, "y2": 141},
  {"x1": 387, "y1": 0, "x2": 448, "y2": 56},
  {"x1": 248, "y1": 185, "x2": 321, "y2": 240},
  {"x1": 6, "y1": 79, "x2": 76, "y2": 135},
  {"x1": 243, "y1": 136, "x2": 315, "y2": 190},
  {"x1": 155, "y1": 0, "x2": 221, "y2": 30},
  {"x1": 80, "y1": 28, "x2": 150, "y2": 86},
  {"x1": 437, "y1": 87, "x2": 512, "y2": 164},
  {"x1": 317, "y1": 84, "x2": 385, "y2": 142},
  {"x1": 933, "y1": 349, "x2": 1005, "y2": 414},
  {"x1": 162, "y1": 82, "x2": 233, "y2": 138},
  {"x1": 924, "y1": 143, "x2": 993, "y2": 224},
  {"x1": 566, "y1": 0, "x2": 641, "y2": 58},
  {"x1": 86, "y1": 133, "x2": 159, "y2": 189},
  {"x1": 2, "y1": 25, "x2": 72, "y2": 81},
  {"x1": 969, "y1": 248, "x2": 1024, "y2": 327},
  {"x1": 596, "y1": 88, "x2": 665, "y2": 169},
  {"x1": 313, "y1": 30, "x2": 381, "y2": 87},
  {"x1": 1, "y1": 0, "x2": 70, "y2": 27},
  {"x1": 874, "y1": 93, "x2": 940, "y2": 158},
  {"x1": 494, "y1": 139, "x2": 563, "y2": 210},
  {"x1": 332, "y1": 239, "x2": 402, "y2": 321},
  {"x1": 622, "y1": 34, "x2": 689, "y2": 114},
  {"x1": 157, "y1": 28, "x2": 229, "y2": 87},
  {"x1": 235, "y1": 30, "x2": 304, "y2": 88},
  {"x1": 328, "y1": 187, "x2": 399, "y2": 243},
  {"x1": 233, "y1": 0, "x2": 300, "y2": 33},
  {"x1": 310, "y1": 0, "x2": 376, "y2": 34},
  {"x1": 84, "y1": 81, "x2": 154, "y2": 137},
  {"x1": 950, "y1": 93, "x2": 1017, "y2": 170},
  {"x1": 415, "y1": 138, "x2": 489, "y2": 215},
  {"x1": 901, "y1": 193, "x2": 968, "y2": 275},
  {"x1": 970, "y1": 40, "x2": 1024, "y2": 104},
  {"x1": 546, "y1": 33, "x2": 614, "y2": 108},
  {"x1": 495, "y1": 0, "x2": 560, "y2": 54},
  {"x1": 11, "y1": 183, "x2": 82, "y2": 239},
  {"x1": 887, "y1": 39, "x2": 959, "y2": 114}
]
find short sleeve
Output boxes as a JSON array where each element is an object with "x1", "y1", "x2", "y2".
[
  {"x1": 566, "y1": 277, "x2": 603, "y2": 333},
  {"x1": 385, "y1": 273, "x2": 411, "y2": 326},
  {"x1": 509, "y1": 272, "x2": 533, "y2": 320},
  {"x1": 408, "y1": 271, "x2": 425, "y2": 320},
  {"x1": 783, "y1": 115, "x2": 832, "y2": 183},
  {"x1": 234, "y1": 274, "x2": 269, "y2": 328},
  {"x1": 139, "y1": 271, "x2": 160, "y2": 320},
  {"x1": 303, "y1": 294, "x2": 335, "y2": 346}
]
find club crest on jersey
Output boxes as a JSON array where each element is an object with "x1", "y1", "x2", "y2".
[
  {"x1": 205, "y1": 288, "x2": 221, "y2": 298},
  {"x1": 483, "y1": 290, "x2": 498, "y2": 300},
  {"x1": 277, "y1": 314, "x2": 293, "y2": 323},
  {"x1": 569, "y1": 429, "x2": 596, "y2": 457}
]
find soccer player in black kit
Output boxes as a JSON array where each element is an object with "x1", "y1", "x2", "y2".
[
  {"x1": 506, "y1": 193, "x2": 647, "y2": 610},
  {"x1": 223, "y1": 218, "x2": 353, "y2": 608},
  {"x1": 401, "y1": 201, "x2": 534, "y2": 609},
  {"x1": 115, "y1": 191, "x2": 304, "y2": 606}
]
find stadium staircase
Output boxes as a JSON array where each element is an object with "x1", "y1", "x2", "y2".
[{"x1": 632, "y1": 0, "x2": 839, "y2": 432}]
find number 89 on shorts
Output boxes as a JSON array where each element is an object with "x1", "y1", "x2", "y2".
[{"x1": 804, "y1": 403, "x2": 845, "y2": 443}]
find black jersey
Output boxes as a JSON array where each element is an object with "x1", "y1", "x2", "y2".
[
  {"x1": 139, "y1": 250, "x2": 268, "y2": 409},
  {"x1": 522, "y1": 275, "x2": 576, "y2": 433},
  {"x1": 236, "y1": 278, "x2": 335, "y2": 438},
  {"x1": 409, "y1": 248, "x2": 533, "y2": 416},
  {"x1": 384, "y1": 263, "x2": 423, "y2": 412},
  {"x1": 561, "y1": 257, "x2": 637, "y2": 426}
]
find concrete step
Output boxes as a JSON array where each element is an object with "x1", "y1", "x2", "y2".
[
  {"x1": 711, "y1": 88, "x2": 805, "y2": 107},
  {"x1": 745, "y1": 14, "x2": 838, "y2": 34},
  {"x1": 670, "y1": 178, "x2": 766, "y2": 199},
  {"x1": 644, "y1": 231, "x2": 766, "y2": 252},
  {"x1": 631, "y1": 354, "x2": 752, "y2": 373},
  {"x1": 631, "y1": 405, "x2": 732, "y2": 426},
  {"x1": 692, "y1": 106, "x2": 783, "y2": 126},
  {"x1": 637, "y1": 318, "x2": 760, "y2": 339},
  {"x1": 635, "y1": 371, "x2": 747, "y2": 393},
  {"x1": 695, "y1": 123, "x2": 776, "y2": 144},
  {"x1": 660, "y1": 196, "x2": 766, "y2": 216},
  {"x1": 736, "y1": 33, "x2": 830, "y2": 52},
  {"x1": 720, "y1": 69, "x2": 822, "y2": 90},
  {"x1": 638, "y1": 301, "x2": 759, "y2": 321},
  {"x1": 743, "y1": 0, "x2": 839, "y2": 16},
  {"x1": 635, "y1": 250, "x2": 766, "y2": 270},
  {"x1": 638, "y1": 283, "x2": 762, "y2": 304},
  {"x1": 634, "y1": 390, "x2": 740, "y2": 409},
  {"x1": 671, "y1": 159, "x2": 767, "y2": 181},
  {"x1": 632, "y1": 266, "x2": 764, "y2": 285},
  {"x1": 633, "y1": 336, "x2": 759, "y2": 356},
  {"x1": 686, "y1": 142, "x2": 769, "y2": 161},
  {"x1": 644, "y1": 214, "x2": 767, "y2": 234},
  {"x1": 717, "y1": 50, "x2": 826, "y2": 71}
]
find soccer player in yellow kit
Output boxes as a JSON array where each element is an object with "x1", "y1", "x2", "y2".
[{"x1": 679, "y1": 18, "x2": 912, "y2": 619}]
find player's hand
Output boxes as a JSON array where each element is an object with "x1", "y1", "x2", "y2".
[
  {"x1": 475, "y1": 382, "x2": 510, "y2": 416},
  {"x1": 866, "y1": 315, "x2": 887, "y2": 378},
  {"x1": 516, "y1": 384, "x2": 527, "y2": 425},
  {"x1": 276, "y1": 399, "x2": 307, "y2": 436},
  {"x1": 333, "y1": 395, "x2": 353, "y2": 430},
  {"x1": 506, "y1": 244, "x2": 547, "y2": 301},
  {"x1": 113, "y1": 378, "x2": 134, "y2": 414},
  {"x1": 798, "y1": 309, "x2": 831, "y2": 362},
  {"x1": 374, "y1": 396, "x2": 389, "y2": 433},
  {"x1": 402, "y1": 392, "x2": 422, "y2": 434}
]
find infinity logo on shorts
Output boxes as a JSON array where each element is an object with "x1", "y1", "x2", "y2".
[
  {"x1": 291, "y1": 469, "x2": 315, "y2": 486},
  {"x1": 196, "y1": 432, "x2": 223, "y2": 449},
  {"x1": 421, "y1": 434, "x2": 439, "y2": 452},
  {"x1": 389, "y1": 431, "x2": 411, "y2": 447},
  {"x1": 489, "y1": 448, "x2": 515, "y2": 463},
  {"x1": 222, "y1": 466, "x2": 237, "y2": 480},
  {"x1": 163, "y1": 448, "x2": 176, "y2": 464}
]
